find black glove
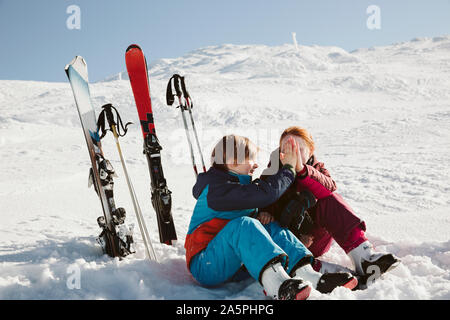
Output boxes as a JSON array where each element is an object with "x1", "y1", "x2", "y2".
[
  {"x1": 294, "y1": 208, "x2": 315, "y2": 236},
  {"x1": 279, "y1": 190, "x2": 316, "y2": 229}
]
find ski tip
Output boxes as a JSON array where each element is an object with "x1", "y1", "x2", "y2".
[
  {"x1": 65, "y1": 56, "x2": 86, "y2": 70},
  {"x1": 65, "y1": 56, "x2": 88, "y2": 81},
  {"x1": 126, "y1": 44, "x2": 142, "y2": 53}
]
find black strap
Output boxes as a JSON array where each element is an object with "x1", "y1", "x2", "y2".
[
  {"x1": 166, "y1": 74, "x2": 182, "y2": 106},
  {"x1": 166, "y1": 76, "x2": 175, "y2": 106},
  {"x1": 180, "y1": 76, "x2": 193, "y2": 108},
  {"x1": 97, "y1": 103, "x2": 132, "y2": 139},
  {"x1": 173, "y1": 74, "x2": 183, "y2": 99},
  {"x1": 179, "y1": 76, "x2": 190, "y2": 99},
  {"x1": 166, "y1": 74, "x2": 193, "y2": 109}
]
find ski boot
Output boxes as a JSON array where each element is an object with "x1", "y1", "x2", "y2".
[
  {"x1": 347, "y1": 241, "x2": 400, "y2": 288},
  {"x1": 292, "y1": 261, "x2": 358, "y2": 294},
  {"x1": 261, "y1": 262, "x2": 311, "y2": 300}
]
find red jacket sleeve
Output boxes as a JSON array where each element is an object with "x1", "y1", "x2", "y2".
[{"x1": 296, "y1": 156, "x2": 337, "y2": 199}]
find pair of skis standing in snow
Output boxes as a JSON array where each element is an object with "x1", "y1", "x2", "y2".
[{"x1": 66, "y1": 45, "x2": 203, "y2": 262}]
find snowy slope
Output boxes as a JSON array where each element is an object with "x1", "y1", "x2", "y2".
[{"x1": 0, "y1": 36, "x2": 449, "y2": 299}]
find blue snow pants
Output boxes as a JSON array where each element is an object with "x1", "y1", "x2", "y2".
[{"x1": 189, "y1": 216, "x2": 313, "y2": 286}]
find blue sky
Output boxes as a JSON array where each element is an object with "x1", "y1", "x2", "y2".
[{"x1": 0, "y1": 0, "x2": 449, "y2": 82}]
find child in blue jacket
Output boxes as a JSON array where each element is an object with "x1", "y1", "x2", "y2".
[{"x1": 185, "y1": 135, "x2": 357, "y2": 299}]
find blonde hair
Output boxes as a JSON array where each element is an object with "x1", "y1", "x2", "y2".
[
  {"x1": 211, "y1": 135, "x2": 259, "y2": 170},
  {"x1": 279, "y1": 126, "x2": 315, "y2": 154}
]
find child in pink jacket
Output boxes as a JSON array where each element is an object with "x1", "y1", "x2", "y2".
[{"x1": 260, "y1": 126, "x2": 400, "y2": 288}]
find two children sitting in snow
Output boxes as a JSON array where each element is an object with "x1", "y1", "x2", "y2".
[{"x1": 185, "y1": 126, "x2": 400, "y2": 300}]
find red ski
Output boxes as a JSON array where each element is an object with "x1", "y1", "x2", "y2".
[{"x1": 125, "y1": 44, "x2": 177, "y2": 245}]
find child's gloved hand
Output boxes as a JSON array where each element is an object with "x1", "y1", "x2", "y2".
[{"x1": 257, "y1": 211, "x2": 274, "y2": 225}]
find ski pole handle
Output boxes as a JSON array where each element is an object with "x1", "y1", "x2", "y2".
[
  {"x1": 173, "y1": 75, "x2": 183, "y2": 100},
  {"x1": 166, "y1": 74, "x2": 184, "y2": 107}
]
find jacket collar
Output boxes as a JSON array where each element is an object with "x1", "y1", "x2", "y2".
[
  {"x1": 227, "y1": 170, "x2": 252, "y2": 185},
  {"x1": 192, "y1": 167, "x2": 252, "y2": 199}
]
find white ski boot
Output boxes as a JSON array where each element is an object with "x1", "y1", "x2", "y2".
[
  {"x1": 261, "y1": 262, "x2": 311, "y2": 300},
  {"x1": 293, "y1": 263, "x2": 358, "y2": 293},
  {"x1": 347, "y1": 241, "x2": 400, "y2": 287},
  {"x1": 348, "y1": 241, "x2": 401, "y2": 275}
]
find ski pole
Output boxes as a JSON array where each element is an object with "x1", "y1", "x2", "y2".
[
  {"x1": 170, "y1": 75, "x2": 200, "y2": 177},
  {"x1": 111, "y1": 125, "x2": 158, "y2": 262},
  {"x1": 99, "y1": 104, "x2": 158, "y2": 262},
  {"x1": 179, "y1": 76, "x2": 207, "y2": 173}
]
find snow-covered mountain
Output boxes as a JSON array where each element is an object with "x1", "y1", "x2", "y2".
[{"x1": 0, "y1": 35, "x2": 449, "y2": 299}]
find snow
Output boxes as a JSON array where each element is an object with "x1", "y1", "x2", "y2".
[{"x1": 1, "y1": 35, "x2": 450, "y2": 300}]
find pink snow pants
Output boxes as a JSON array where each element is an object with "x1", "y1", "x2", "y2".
[{"x1": 307, "y1": 193, "x2": 367, "y2": 258}]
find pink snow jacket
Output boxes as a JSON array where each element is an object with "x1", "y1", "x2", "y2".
[{"x1": 295, "y1": 154, "x2": 336, "y2": 198}]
